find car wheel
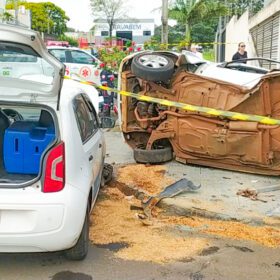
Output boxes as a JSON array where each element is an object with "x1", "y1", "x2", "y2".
[
  {"x1": 131, "y1": 53, "x2": 174, "y2": 82},
  {"x1": 134, "y1": 146, "x2": 173, "y2": 164},
  {"x1": 65, "y1": 207, "x2": 89, "y2": 261},
  {"x1": 101, "y1": 163, "x2": 113, "y2": 187}
]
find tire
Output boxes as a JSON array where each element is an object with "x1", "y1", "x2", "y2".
[
  {"x1": 131, "y1": 53, "x2": 174, "y2": 82},
  {"x1": 101, "y1": 163, "x2": 113, "y2": 187},
  {"x1": 134, "y1": 146, "x2": 173, "y2": 164},
  {"x1": 65, "y1": 208, "x2": 89, "y2": 261}
]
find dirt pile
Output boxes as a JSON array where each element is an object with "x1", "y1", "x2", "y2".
[
  {"x1": 117, "y1": 164, "x2": 174, "y2": 195},
  {"x1": 90, "y1": 164, "x2": 280, "y2": 263},
  {"x1": 90, "y1": 184, "x2": 209, "y2": 263}
]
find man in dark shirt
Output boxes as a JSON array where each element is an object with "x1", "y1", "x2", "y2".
[{"x1": 232, "y1": 42, "x2": 248, "y2": 63}]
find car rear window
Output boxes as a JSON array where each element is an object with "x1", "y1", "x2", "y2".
[{"x1": 0, "y1": 42, "x2": 54, "y2": 84}]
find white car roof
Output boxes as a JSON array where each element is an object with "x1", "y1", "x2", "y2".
[{"x1": 47, "y1": 46, "x2": 81, "y2": 51}]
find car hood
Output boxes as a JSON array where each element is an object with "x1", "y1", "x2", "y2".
[{"x1": 0, "y1": 24, "x2": 64, "y2": 103}]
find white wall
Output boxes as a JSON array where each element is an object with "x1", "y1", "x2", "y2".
[
  {"x1": 6, "y1": 8, "x2": 31, "y2": 28},
  {"x1": 225, "y1": 0, "x2": 280, "y2": 62},
  {"x1": 94, "y1": 22, "x2": 155, "y2": 36},
  {"x1": 0, "y1": 0, "x2": 5, "y2": 17},
  {"x1": 225, "y1": 11, "x2": 256, "y2": 62},
  {"x1": 249, "y1": 0, "x2": 280, "y2": 28}
]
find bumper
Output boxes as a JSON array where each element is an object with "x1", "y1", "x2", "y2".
[{"x1": 0, "y1": 183, "x2": 88, "y2": 252}]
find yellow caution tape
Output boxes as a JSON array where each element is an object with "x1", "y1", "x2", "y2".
[{"x1": 64, "y1": 76, "x2": 280, "y2": 126}]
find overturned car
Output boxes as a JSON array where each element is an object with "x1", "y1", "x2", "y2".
[{"x1": 119, "y1": 51, "x2": 280, "y2": 176}]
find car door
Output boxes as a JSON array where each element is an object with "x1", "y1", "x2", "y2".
[
  {"x1": 73, "y1": 94, "x2": 103, "y2": 199},
  {"x1": 68, "y1": 50, "x2": 100, "y2": 85}
]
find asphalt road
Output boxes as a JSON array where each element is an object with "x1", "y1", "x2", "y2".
[{"x1": 0, "y1": 236, "x2": 279, "y2": 280}]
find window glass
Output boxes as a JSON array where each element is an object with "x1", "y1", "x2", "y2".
[
  {"x1": 0, "y1": 42, "x2": 54, "y2": 84},
  {"x1": 71, "y1": 51, "x2": 95, "y2": 64},
  {"x1": 143, "y1": 30, "x2": 151, "y2": 36},
  {"x1": 48, "y1": 49, "x2": 67, "y2": 63},
  {"x1": 101, "y1": 31, "x2": 109, "y2": 37},
  {"x1": 73, "y1": 95, "x2": 98, "y2": 143},
  {"x1": 83, "y1": 94, "x2": 99, "y2": 130}
]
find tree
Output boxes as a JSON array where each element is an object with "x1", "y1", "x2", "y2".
[
  {"x1": 191, "y1": 23, "x2": 216, "y2": 44},
  {"x1": 152, "y1": 24, "x2": 185, "y2": 45},
  {"x1": 169, "y1": 0, "x2": 227, "y2": 42},
  {"x1": 0, "y1": 11, "x2": 14, "y2": 22},
  {"x1": 90, "y1": 0, "x2": 126, "y2": 39},
  {"x1": 226, "y1": 0, "x2": 264, "y2": 17},
  {"x1": 6, "y1": 1, "x2": 69, "y2": 35}
]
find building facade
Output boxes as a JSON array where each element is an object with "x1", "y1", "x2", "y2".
[
  {"x1": 217, "y1": 0, "x2": 280, "y2": 68},
  {"x1": 93, "y1": 19, "x2": 155, "y2": 45}
]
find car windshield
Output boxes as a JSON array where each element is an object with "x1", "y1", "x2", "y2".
[
  {"x1": 0, "y1": 42, "x2": 54, "y2": 84},
  {"x1": 182, "y1": 50, "x2": 206, "y2": 64}
]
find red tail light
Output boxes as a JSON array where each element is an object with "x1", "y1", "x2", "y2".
[{"x1": 42, "y1": 142, "x2": 65, "y2": 193}]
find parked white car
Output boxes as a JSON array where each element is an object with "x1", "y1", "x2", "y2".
[
  {"x1": 47, "y1": 46, "x2": 102, "y2": 86},
  {"x1": 0, "y1": 24, "x2": 114, "y2": 260}
]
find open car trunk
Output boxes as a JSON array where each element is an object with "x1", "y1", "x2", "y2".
[{"x1": 0, "y1": 104, "x2": 57, "y2": 184}]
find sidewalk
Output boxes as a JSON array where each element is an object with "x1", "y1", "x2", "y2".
[{"x1": 104, "y1": 130, "x2": 280, "y2": 226}]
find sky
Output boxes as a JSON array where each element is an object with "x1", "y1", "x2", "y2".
[{"x1": 29, "y1": 0, "x2": 163, "y2": 31}]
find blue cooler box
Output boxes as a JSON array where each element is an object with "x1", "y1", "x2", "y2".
[{"x1": 3, "y1": 121, "x2": 55, "y2": 174}]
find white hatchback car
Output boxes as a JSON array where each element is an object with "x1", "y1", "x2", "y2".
[
  {"x1": 47, "y1": 46, "x2": 102, "y2": 86},
  {"x1": 0, "y1": 24, "x2": 114, "y2": 260}
]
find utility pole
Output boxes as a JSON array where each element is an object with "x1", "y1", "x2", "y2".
[
  {"x1": 0, "y1": 0, "x2": 6, "y2": 22},
  {"x1": 14, "y1": 0, "x2": 18, "y2": 25},
  {"x1": 161, "y1": 0, "x2": 168, "y2": 45}
]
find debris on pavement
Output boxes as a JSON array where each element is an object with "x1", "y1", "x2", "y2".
[
  {"x1": 236, "y1": 188, "x2": 267, "y2": 203},
  {"x1": 237, "y1": 184, "x2": 280, "y2": 203},
  {"x1": 163, "y1": 216, "x2": 280, "y2": 248},
  {"x1": 117, "y1": 164, "x2": 174, "y2": 195},
  {"x1": 237, "y1": 188, "x2": 258, "y2": 200},
  {"x1": 89, "y1": 164, "x2": 280, "y2": 263},
  {"x1": 90, "y1": 183, "x2": 209, "y2": 263},
  {"x1": 101, "y1": 163, "x2": 113, "y2": 186},
  {"x1": 141, "y1": 178, "x2": 201, "y2": 219}
]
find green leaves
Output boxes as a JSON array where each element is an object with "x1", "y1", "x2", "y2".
[
  {"x1": 169, "y1": 0, "x2": 228, "y2": 42},
  {"x1": 5, "y1": 1, "x2": 69, "y2": 35}
]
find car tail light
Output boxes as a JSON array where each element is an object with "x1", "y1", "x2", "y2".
[{"x1": 42, "y1": 142, "x2": 65, "y2": 193}]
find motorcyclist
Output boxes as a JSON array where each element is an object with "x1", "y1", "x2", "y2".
[{"x1": 99, "y1": 63, "x2": 115, "y2": 116}]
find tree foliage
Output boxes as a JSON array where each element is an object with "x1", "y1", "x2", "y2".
[
  {"x1": 0, "y1": 11, "x2": 14, "y2": 22},
  {"x1": 58, "y1": 35, "x2": 78, "y2": 47},
  {"x1": 226, "y1": 0, "x2": 264, "y2": 17},
  {"x1": 90, "y1": 0, "x2": 126, "y2": 38},
  {"x1": 152, "y1": 24, "x2": 185, "y2": 45},
  {"x1": 6, "y1": 1, "x2": 69, "y2": 35},
  {"x1": 169, "y1": 0, "x2": 227, "y2": 42}
]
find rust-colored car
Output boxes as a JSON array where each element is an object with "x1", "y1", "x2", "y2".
[{"x1": 119, "y1": 51, "x2": 280, "y2": 175}]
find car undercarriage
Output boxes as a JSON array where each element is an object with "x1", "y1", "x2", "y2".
[{"x1": 120, "y1": 51, "x2": 280, "y2": 175}]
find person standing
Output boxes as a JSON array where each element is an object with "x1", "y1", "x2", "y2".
[
  {"x1": 190, "y1": 44, "x2": 203, "y2": 59},
  {"x1": 232, "y1": 42, "x2": 248, "y2": 63}
]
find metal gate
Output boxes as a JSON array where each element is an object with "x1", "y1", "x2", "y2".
[{"x1": 250, "y1": 12, "x2": 280, "y2": 69}]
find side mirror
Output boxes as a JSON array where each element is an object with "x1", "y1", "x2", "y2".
[{"x1": 100, "y1": 117, "x2": 115, "y2": 128}]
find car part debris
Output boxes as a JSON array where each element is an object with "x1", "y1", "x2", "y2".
[
  {"x1": 101, "y1": 163, "x2": 113, "y2": 186},
  {"x1": 237, "y1": 183, "x2": 280, "y2": 202},
  {"x1": 141, "y1": 178, "x2": 201, "y2": 219},
  {"x1": 236, "y1": 188, "x2": 267, "y2": 203}
]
